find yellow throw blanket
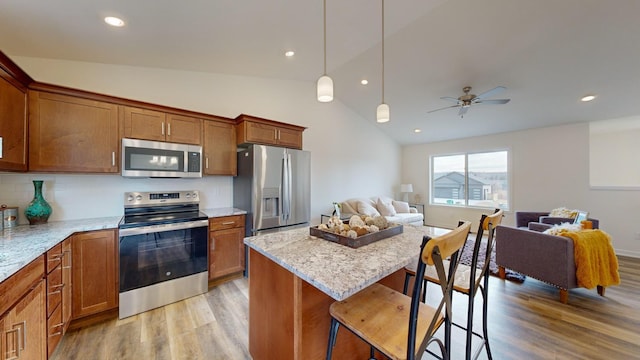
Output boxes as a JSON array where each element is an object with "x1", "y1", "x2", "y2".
[{"x1": 560, "y1": 229, "x2": 620, "y2": 289}]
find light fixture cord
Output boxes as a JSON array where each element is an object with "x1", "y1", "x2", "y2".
[
  {"x1": 381, "y1": 0, "x2": 385, "y2": 103},
  {"x1": 323, "y1": 0, "x2": 327, "y2": 75}
]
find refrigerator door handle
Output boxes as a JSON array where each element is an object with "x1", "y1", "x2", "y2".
[
  {"x1": 282, "y1": 154, "x2": 290, "y2": 221},
  {"x1": 287, "y1": 152, "x2": 293, "y2": 221}
]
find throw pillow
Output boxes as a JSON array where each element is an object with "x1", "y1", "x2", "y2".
[
  {"x1": 543, "y1": 222, "x2": 582, "y2": 236},
  {"x1": 356, "y1": 201, "x2": 380, "y2": 217},
  {"x1": 392, "y1": 200, "x2": 411, "y2": 213},
  {"x1": 377, "y1": 198, "x2": 397, "y2": 216},
  {"x1": 549, "y1": 207, "x2": 578, "y2": 218}
]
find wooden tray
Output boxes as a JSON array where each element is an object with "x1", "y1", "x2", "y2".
[{"x1": 310, "y1": 223, "x2": 403, "y2": 248}]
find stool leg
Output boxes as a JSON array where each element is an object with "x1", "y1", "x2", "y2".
[
  {"x1": 403, "y1": 272, "x2": 413, "y2": 295},
  {"x1": 465, "y1": 289, "x2": 474, "y2": 360},
  {"x1": 326, "y1": 318, "x2": 340, "y2": 360},
  {"x1": 481, "y1": 284, "x2": 493, "y2": 360}
]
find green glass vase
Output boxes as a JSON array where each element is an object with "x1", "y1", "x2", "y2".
[{"x1": 24, "y1": 180, "x2": 52, "y2": 225}]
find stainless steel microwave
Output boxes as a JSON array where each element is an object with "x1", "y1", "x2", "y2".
[{"x1": 121, "y1": 138, "x2": 202, "y2": 178}]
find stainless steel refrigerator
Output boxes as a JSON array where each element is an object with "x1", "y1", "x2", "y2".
[{"x1": 234, "y1": 145, "x2": 310, "y2": 236}]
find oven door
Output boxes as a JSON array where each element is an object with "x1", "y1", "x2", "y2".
[{"x1": 119, "y1": 219, "x2": 208, "y2": 293}]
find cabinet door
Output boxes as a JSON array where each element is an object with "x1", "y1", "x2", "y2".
[
  {"x1": 123, "y1": 106, "x2": 166, "y2": 142},
  {"x1": 72, "y1": 229, "x2": 118, "y2": 319},
  {"x1": 166, "y1": 114, "x2": 202, "y2": 145},
  {"x1": 3, "y1": 280, "x2": 46, "y2": 360},
  {"x1": 0, "y1": 74, "x2": 27, "y2": 171},
  {"x1": 276, "y1": 127, "x2": 303, "y2": 149},
  {"x1": 28, "y1": 91, "x2": 119, "y2": 173},
  {"x1": 209, "y1": 227, "x2": 245, "y2": 280},
  {"x1": 243, "y1": 121, "x2": 278, "y2": 145},
  {"x1": 203, "y1": 120, "x2": 237, "y2": 176}
]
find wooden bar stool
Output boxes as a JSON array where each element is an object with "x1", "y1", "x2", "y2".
[
  {"x1": 326, "y1": 220, "x2": 472, "y2": 360},
  {"x1": 403, "y1": 209, "x2": 503, "y2": 360}
]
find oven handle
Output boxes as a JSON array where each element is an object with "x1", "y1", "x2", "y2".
[{"x1": 119, "y1": 219, "x2": 209, "y2": 237}]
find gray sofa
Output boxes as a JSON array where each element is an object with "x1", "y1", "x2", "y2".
[{"x1": 495, "y1": 211, "x2": 602, "y2": 303}]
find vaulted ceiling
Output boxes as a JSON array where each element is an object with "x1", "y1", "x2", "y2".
[{"x1": 2, "y1": 0, "x2": 639, "y2": 145}]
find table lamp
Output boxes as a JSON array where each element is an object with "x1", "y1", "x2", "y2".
[{"x1": 400, "y1": 183, "x2": 413, "y2": 202}]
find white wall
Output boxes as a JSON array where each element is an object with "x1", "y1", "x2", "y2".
[
  {"x1": 0, "y1": 56, "x2": 401, "y2": 225},
  {"x1": 403, "y1": 122, "x2": 640, "y2": 257}
]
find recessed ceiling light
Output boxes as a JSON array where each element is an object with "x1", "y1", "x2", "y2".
[
  {"x1": 104, "y1": 16, "x2": 125, "y2": 27},
  {"x1": 361, "y1": 79, "x2": 368, "y2": 85},
  {"x1": 285, "y1": 51, "x2": 295, "y2": 57},
  {"x1": 414, "y1": 129, "x2": 422, "y2": 133},
  {"x1": 581, "y1": 94, "x2": 597, "y2": 102}
]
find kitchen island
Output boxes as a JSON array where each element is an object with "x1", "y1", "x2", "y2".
[{"x1": 244, "y1": 225, "x2": 450, "y2": 360}]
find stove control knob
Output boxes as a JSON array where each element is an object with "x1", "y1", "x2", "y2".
[
  {"x1": 185, "y1": 193, "x2": 191, "y2": 199},
  {"x1": 136, "y1": 195, "x2": 142, "y2": 201},
  {"x1": 192, "y1": 192, "x2": 198, "y2": 199},
  {"x1": 127, "y1": 195, "x2": 134, "y2": 202}
]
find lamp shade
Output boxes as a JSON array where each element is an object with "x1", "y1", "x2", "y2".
[
  {"x1": 400, "y1": 184, "x2": 413, "y2": 193},
  {"x1": 376, "y1": 103, "x2": 390, "y2": 123},
  {"x1": 317, "y1": 75, "x2": 334, "y2": 102}
]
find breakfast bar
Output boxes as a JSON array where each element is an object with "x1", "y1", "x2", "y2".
[{"x1": 244, "y1": 225, "x2": 449, "y2": 360}]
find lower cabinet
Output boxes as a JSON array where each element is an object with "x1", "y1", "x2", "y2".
[
  {"x1": 72, "y1": 229, "x2": 118, "y2": 319},
  {"x1": 2, "y1": 281, "x2": 47, "y2": 360},
  {"x1": 209, "y1": 215, "x2": 246, "y2": 280}
]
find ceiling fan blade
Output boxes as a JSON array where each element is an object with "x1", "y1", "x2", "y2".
[
  {"x1": 440, "y1": 96, "x2": 460, "y2": 104},
  {"x1": 427, "y1": 104, "x2": 459, "y2": 113},
  {"x1": 458, "y1": 106, "x2": 469, "y2": 117},
  {"x1": 475, "y1": 86, "x2": 506, "y2": 100},
  {"x1": 476, "y1": 99, "x2": 510, "y2": 105}
]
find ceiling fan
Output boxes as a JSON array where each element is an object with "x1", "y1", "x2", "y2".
[{"x1": 428, "y1": 86, "x2": 510, "y2": 118}]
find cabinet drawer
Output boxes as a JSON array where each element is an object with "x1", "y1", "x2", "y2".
[
  {"x1": 0, "y1": 255, "x2": 45, "y2": 316},
  {"x1": 46, "y1": 242, "x2": 63, "y2": 274},
  {"x1": 47, "y1": 265, "x2": 63, "y2": 317},
  {"x1": 209, "y1": 215, "x2": 244, "y2": 231},
  {"x1": 47, "y1": 303, "x2": 63, "y2": 357}
]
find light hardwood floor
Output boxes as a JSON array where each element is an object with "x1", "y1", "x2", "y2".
[{"x1": 52, "y1": 256, "x2": 640, "y2": 360}]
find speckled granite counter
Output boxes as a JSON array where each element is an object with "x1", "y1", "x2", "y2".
[
  {"x1": 201, "y1": 207, "x2": 246, "y2": 218},
  {"x1": 0, "y1": 207, "x2": 247, "y2": 284},
  {"x1": 0, "y1": 217, "x2": 121, "y2": 283},
  {"x1": 244, "y1": 225, "x2": 449, "y2": 301}
]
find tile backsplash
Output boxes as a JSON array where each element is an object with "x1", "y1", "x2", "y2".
[{"x1": 0, "y1": 173, "x2": 233, "y2": 225}]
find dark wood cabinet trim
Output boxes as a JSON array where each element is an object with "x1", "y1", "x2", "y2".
[{"x1": 0, "y1": 50, "x2": 33, "y2": 88}]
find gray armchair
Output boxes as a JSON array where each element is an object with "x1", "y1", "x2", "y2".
[{"x1": 496, "y1": 211, "x2": 602, "y2": 303}]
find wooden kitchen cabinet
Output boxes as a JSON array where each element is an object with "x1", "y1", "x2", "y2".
[
  {"x1": 0, "y1": 72, "x2": 28, "y2": 172},
  {"x1": 235, "y1": 114, "x2": 305, "y2": 150},
  {"x1": 72, "y1": 229, "x2": 118, "y2": 319},
  {"x1": 203, "y1": 119, "x2": 237, "y2": 175},
  {"x1": 0, "y1": 256, "x2": 46, "y2": 360},
  {"x1": 61, "y1": 238, "x2": 72, "y2": 333},
  {"x1": 122, "y1": 106, "x2": 203, "y2": 145},
  {"x1": 28, "y1": 91, "x2": 120, "y2": 173},
  {"x1": 209, "y1": 215, "x2": 246, "y2": 280}
]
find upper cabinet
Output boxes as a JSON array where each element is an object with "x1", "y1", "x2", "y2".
[
  {"x1": 0, "y1": 53, "x2": 30, "y2": 172},
  {"x1": 235, "y1": 114, "x2": 305, "y2": 150},
  {"x1": 122, "y1": 106, "x2": 202, "y2": 145},
  {"x1": 29, "y1": 91, "x2": 120, "y2": 173},
  {"x1": 203, "y1": 119, "x2": 237, "y2": 176}
]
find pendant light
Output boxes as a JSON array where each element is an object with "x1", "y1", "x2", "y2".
[
  {"x1": 376, "y1": 0, "x2": 389, "y2": 123},
  {"x1": 317, "y1": 0, "x2": 334, "y2": 102}
]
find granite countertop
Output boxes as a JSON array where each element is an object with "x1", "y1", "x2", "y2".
[
  {"x1": 244, "y1": 225, "x2": 450, "y2": 301},
  {"x1": 0, "y1": 207, "x2": 247, "y2": 284}
]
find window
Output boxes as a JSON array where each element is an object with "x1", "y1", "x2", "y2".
[{"x1": 430, "y1": 150, "x2": 509, "y2": 210}]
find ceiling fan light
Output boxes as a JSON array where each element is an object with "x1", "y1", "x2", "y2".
[
  {"x1": 376, "y1": 103, "x2": 390, "y2": 123},
  {"x1": 317, "y1": 75, "x2": 334, "y2": 102}
]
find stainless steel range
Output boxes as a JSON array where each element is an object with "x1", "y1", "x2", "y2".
[{"x1": 118, "y1": 190, "x2": 208, "y2": 319}]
